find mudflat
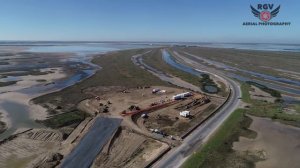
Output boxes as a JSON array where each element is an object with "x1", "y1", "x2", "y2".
[{"x1": 233, "y1": 115, "x2": 300, "y2": 168}]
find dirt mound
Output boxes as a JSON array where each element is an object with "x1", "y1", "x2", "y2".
[
  {"x1": 92, "y1": 128, "x2": 168, "y2": 168},
  {"x1": 32, "y1": 153, "x2": 63, "y2": 168},
  {"x1": 25, "y1": 129, "x2": 63, "y2": 142},
  {"x1": 93, "y1": 128, "x2": 146, "y2": 168},
  {"x1": 0, "y1": 129, "x2": 61, "y2": 168}
]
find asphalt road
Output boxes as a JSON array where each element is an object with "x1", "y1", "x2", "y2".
[
  {"x1": 61, "y1": 117, "x2": 122, "y2": 168},
  {"x1": 152, "y1": 50, "x2": 241, "y2": 168}
]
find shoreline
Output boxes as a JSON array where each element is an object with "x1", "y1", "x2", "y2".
[
  {"x1": 0, "y1": 49, "x2": 118, "y2": 139},
  {"x1": 0, "y1": 67, "x2": 74, "y2": 139}
]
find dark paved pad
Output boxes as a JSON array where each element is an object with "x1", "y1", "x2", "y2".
[{"x1": 61, "y1": 117, "x2": 122, "y2": 168}]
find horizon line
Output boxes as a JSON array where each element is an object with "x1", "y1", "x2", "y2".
[{"x1": 0, "y1": 40, "x2": 299, "y2": 45}]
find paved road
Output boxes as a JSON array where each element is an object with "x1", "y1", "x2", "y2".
[
  {"x1": 61, "y1": 117, "x2": 122, "y2": 168},
  {"x1": 152, "y1": 50, "x2": 241, "y2": 168}
]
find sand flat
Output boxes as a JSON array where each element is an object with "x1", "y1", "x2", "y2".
[{"x1": 233, "y1": 116, "x2": 300, "y2": 168}]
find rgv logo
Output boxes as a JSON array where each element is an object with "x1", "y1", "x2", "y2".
[
  {"x1": 251, "y1": 4, "x2": 280, "y2": 22},
  {"x1": 243, "y1": 4, "x2": 291, "y2": 26}
]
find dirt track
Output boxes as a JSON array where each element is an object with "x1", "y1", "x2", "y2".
[{"x1": 92, "y1": 128, "x2": 169, "y2": 168}]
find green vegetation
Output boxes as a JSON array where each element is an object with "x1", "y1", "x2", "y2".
[
  {"x1": 40, "y1": 110, "x2": 89, "y2": 129},
  {"x1": 180, "y1": 47, "x2": 300, "y2": 80},
  {"x1": 142, "y1": 49, "x2": 200, "y2": 86},
  {"x1": 293, "y1": 104, "x2": 300, "y2": 113},
  {"x1": 34, "y1": 49, "x2": 169, "y2": 108},
  {"x1": 0, "y1": 81, "x2": 17, "y2": 87},
  {"x1": 182, "y1": 109, "x2": 257, "y2": 168},
  {"x1": 246, "y1": 81, "x2": 281, "y2": 98},
  {"x1": 36, "y1": 79, "x2": 47, "y2": 82},
  {"x1": 143, "y1": 50, "x2": 221, "y2": 94},
  {"x1": 90, "y1": 49, "x2": 168, "y2": 87},
  {"x1": 33, "y1": 49, "x2": 170, "y2": 128},
  {"x1": 1, "y1": 70, "x2": 53, "y2": 77},
  {"x1": 217, "y1": 81, "x2": 228, "y2": 97},
  {"x1": 200, "y1": 74, "x2": 219, "y2": 93},
  {"x1": 241, "y1": 83, "x2": 300, "y2": 127},
  {"x1": 182, "y1": 82, "x2": 300, "y2": 168}
]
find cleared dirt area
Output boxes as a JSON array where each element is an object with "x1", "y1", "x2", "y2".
[
  {"x1": 79, "y1": 86, "x2": 191, "y2": 117},
  {"x1": 0, "y1": 116, "x2": 97, "y2": 168},
  {"x1": 92, "y1": 128, "x2": 169, "y2": 168},
  {"x1": 75, "y1": 85, "x2": 223, "y2": 167},
  {"x1": 78, "y1": 85, "x2": 222, "y2": 138},
  {"x1": 0, "y1": 129, "x2": 63, "y2": 168},
  {"x1": 139, "y1": 96, "x2": 222, "y2": 137},
  {"x1": 233, "y1": 116, "x2": 300, "y2": 168}
]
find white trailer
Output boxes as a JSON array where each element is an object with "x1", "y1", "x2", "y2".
[{"x1": 172, "y1": 92, "x2": 192, "y2": 100}]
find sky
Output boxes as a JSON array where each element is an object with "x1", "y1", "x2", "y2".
[{"x1": 0, "y1": 0, "x2": 299, "y2": 43}]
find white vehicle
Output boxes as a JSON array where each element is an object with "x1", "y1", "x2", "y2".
[{"x1": 180, "y1": 111, "x2": 190, "y2": 117}]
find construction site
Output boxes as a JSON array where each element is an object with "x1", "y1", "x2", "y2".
[
  {"x1": 74, "y1": 85, "x2": 224, "y2": 167},
  {"x1": 0, "y1": 85, "x2": 225, "y2": 168}
]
